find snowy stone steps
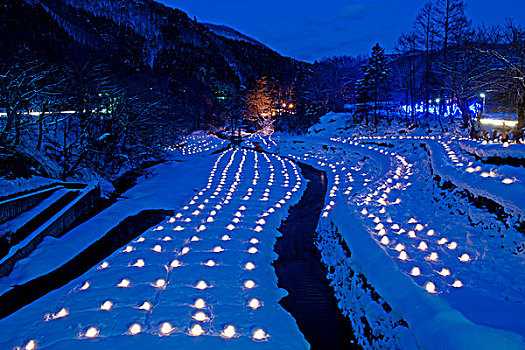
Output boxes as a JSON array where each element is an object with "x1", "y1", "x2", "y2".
[
  {"x1": 0, "y1": 183, "x2": 100, "y2": 278},
  {"x1": 0, "y1": 188, "x2": 72, "y2": 245}
]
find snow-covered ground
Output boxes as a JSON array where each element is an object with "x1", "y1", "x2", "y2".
[
  {"x1": 0, "y1": 134, "x2": 309, "y2": 349},
  {"x1": 167, "y1": 133, "x2": 229, "y2": 157},
  {"x1": 251, "y1": 112, "x2": 525, "y2": 349},
  {"x1": 2, "y1": 121, "x2": 525, "y2": 349},
  {"x1": 0, "y1": 156, "x2": 215, "y2": 295}
]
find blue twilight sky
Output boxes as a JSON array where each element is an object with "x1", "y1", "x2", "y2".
[{"x1": 158, "y1": 0, "x2": 525, "y2": 62}]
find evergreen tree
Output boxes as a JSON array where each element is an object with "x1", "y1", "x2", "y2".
[
  {"x1": 294, "y1": 65, "x2": 329, "y2": 131},
  {"x1": 355, "y1": 43, "x2": 391, "y2": 126}
]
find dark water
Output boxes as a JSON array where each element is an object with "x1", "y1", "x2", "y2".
[{"x1": 274, "y1": 162, "x2": 361, "y2": 350}]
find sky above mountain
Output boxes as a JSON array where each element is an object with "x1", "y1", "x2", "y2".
[{"x1": 160, "y1": 0, "x2": 525, "y2": 62}]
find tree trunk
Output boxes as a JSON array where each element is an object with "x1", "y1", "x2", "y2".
[
  {"x1": 230, "y1": 117, "x2": 233, "y2": 142},
  {"x1": 458, "y1": 98, "x2": 470, "y2": 128},
  {"x1": 37, "y1": 105, "x2": 48, "y2": 151},
  {"x1": 518, "y1": 94, "x2": 525, "y2": 130},
  {"x1": 0, "y1": 108, "x2": 14, "y2": 145},
  {"x1": 37, "y1": 115, "x2": 44, "y2": 150},
  {"x1": 14, "y1": 112, "x2": 21, "y2": 146},
  {"x1": 405, "y1": 90, "x2": 409, "y2": 123},
  {"x1": 374, "y1": 98, "x2": 378, "y2": 126}
]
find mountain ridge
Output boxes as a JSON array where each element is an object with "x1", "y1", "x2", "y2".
[
  {"x1": 203, "y1": 22, "x2": 270, "y2": 50},
  {"x1": 1, "y1": 0, "x2": 304, "y2": 130}
]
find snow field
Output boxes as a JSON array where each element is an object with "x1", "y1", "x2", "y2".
[
  {"x1": 245, "y1": 133, "x2": 278, "y2": 152},
  {"x1": 0, "y1": 148, "x2": 309, "y2": 350},
  {"x1": 458, "y1": 137, "x2": 525, "y2": 161},
  {"x1": 272, "y1": 126, "x2": 525, "y2": 348},
  {"x1": 423, "y1": 138, "x2": 525, "y2": 217},
  {"x1": 0, "y1": 156, "x2": 217, "y2": 295},
  {"x1": 166, "y1": 134, "x2": 228, "y2": 156}
]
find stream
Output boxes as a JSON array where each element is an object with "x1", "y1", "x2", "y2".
[{"x1": 274, "y1": 161, "x2": 361, "y2": 350}]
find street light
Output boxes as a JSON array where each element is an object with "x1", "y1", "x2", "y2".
[
  {"x1": 434, "y1": 98, "x2": 440, "y2": 115},
  {"x1": 480, "y1": 93, "x2": 486, "y2": 118}
]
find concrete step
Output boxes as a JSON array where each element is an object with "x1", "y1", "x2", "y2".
[
  {"x1": 0, "y1": 184, "x2": 64, "y2": 224},
  {"x1": 0, "y1": 188, "x2": 79, "y2": 260},
  {"x1": 0, "y1": 183, "x2": 100, "y2": 278}
]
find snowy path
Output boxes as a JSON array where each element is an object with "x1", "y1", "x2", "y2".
[
  {"x1": 168, "y1": 133, "x2": 229, "y2": 156},
  {"x1": 423, "y1": 136, "x2": 525, "y2": 216},
  {"x1": 0, "y1": 148, "x2": 309, "y2": 350}
]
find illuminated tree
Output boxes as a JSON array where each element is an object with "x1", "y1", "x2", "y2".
[{"x1": 244, "y1": 77, "x2": 276, "y2": 133}]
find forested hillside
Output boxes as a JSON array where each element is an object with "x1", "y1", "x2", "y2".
[{"x1": 0, "y1": 0, "x2": 307, "y2": 185}]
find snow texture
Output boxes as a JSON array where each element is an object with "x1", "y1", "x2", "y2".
[
  {"x1": 0, "y1": 142, "x2": 309, "y2": 349},
  {"x1": 2, "y1": 119, "x2": 525, "y2": 349},
  {"x1": 246, "y1": 113, "x2": 525, "y2": 349}
]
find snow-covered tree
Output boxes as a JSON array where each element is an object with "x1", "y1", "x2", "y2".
[
  {"x1": 0, "y1": 60, "x2": 54, "y2": 147},
  {"x1": 441, "y1": 26, "x2": 485, "y2": 127},
  {"x1": 480, "y1": 22, "x2": 525, "y2": 129}
]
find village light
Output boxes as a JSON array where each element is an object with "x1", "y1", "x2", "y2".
[
  {"x1": 194, "y1": 298, "x2": 206, "y2": 309},
  {"x1": 189, "y1": 324, "x2": 204, "y2": 336},
  {"x1": 160, "y1": 322, "x2": 173, "y2": 335},
  {"x1": 138, "y1": 302, "x2": 151, "y2": 311},
  {"x1": 193, "y1": 312, "x2": 208, "y2": 322},
  {"x1": 222, "y1": 325, "x2": 236, "y2": 338},
  {"x1": 100, "y1": 301, "x2": 113, "y2": 310},
  {"x1": 425, "y1": 282, "x2": 437, "y2": 293},
  {"x1": 411, "y1": 267, "x2": 421, "y2": 276},
  {"x1": 253, "y1": 329, "x2": 268, "y2": 340},
  {"x1": 85, "y1": 327, "x2": 99, "y2": 338},
  {"x1": 249, "y1": 298, "x2": 261, "y2": 309},
  {"x1": 129, "y1": 323, "x2": 142, "y2": 335}
]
